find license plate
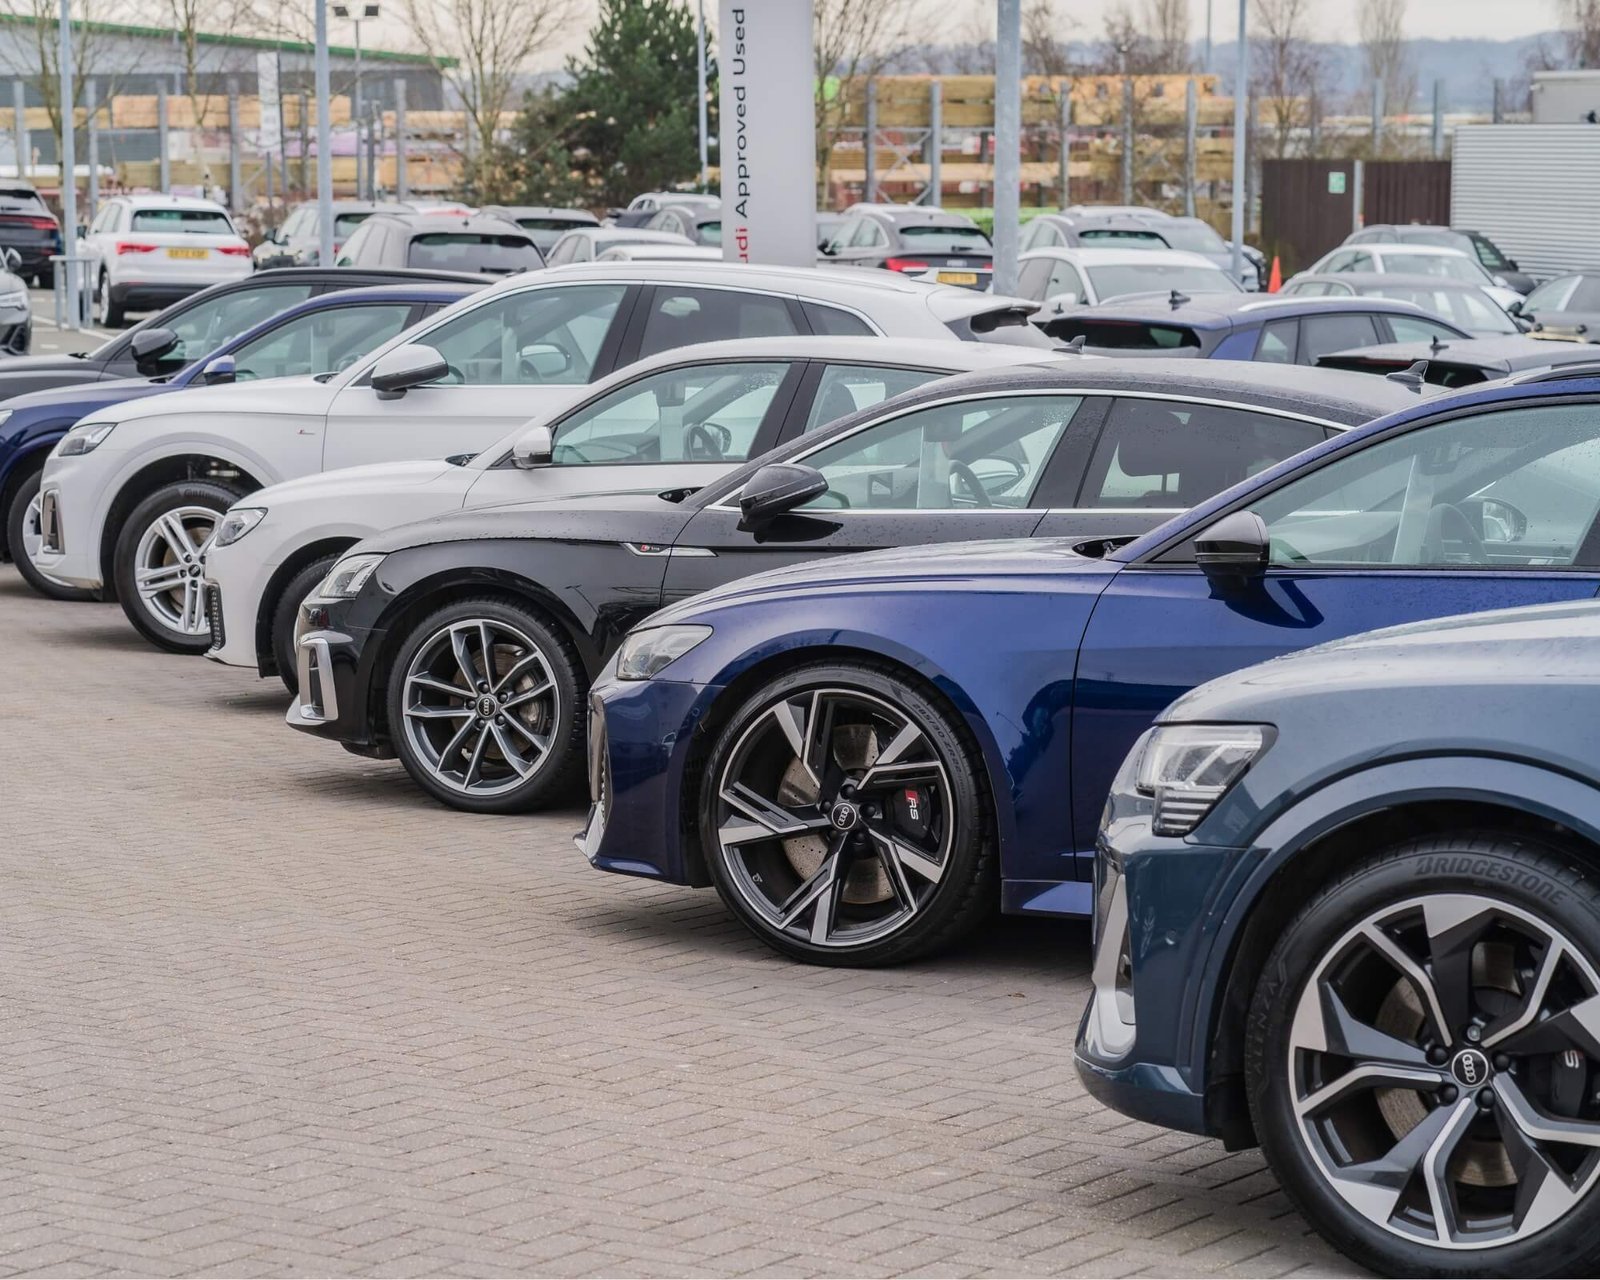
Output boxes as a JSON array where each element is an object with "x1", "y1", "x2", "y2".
[
  {"x1": 937, "y1": 271, "x2": 979, "y2": 285},
  {"x1": 167, "y1": 247, "x2": 208, "y2": 259}
]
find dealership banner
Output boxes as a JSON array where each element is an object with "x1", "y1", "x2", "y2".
[
  {"x1": 257, "y1": 52, "x2": 283, "y2": 152},
  {"x1": 718, "y1": 0, "x2": 817, "y2": 267}
]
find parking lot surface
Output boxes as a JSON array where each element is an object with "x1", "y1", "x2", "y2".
[{"x1": 0, "y1": 565, "x2": 1357, "y2": 1278}]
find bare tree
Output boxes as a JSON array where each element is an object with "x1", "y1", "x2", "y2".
[
  {"x1": 1556, "y1": 0, "x2": 1600, "y2": 67},
  {"x1": 163, "y1": 0, "x2": 255, "y2": 128},
  {"x1": 1252, "y1": 0, "x2": 1322, "y2": 158},
  {"x1": 0, "y1": 0, "x2": 128, "y2": 147},
  {"x1": 1023, "y1": 0, "x2": 1084, "y2": 77},
  {"x1": 1359, "y1": 0, "x2": 1415, "y2": 132},
  {"x1": 1099, "y1": 0, "x2": 1190, "y2": 74},
  {"x1": 813, "y1": 0, "x2": 913, "y2": 200},
  {"x1": 1144, "y1": 0, "x2": 1191, "y2": 72}
]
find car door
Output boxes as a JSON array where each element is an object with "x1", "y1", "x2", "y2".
[
  {"x1": 660, "y1": 390, "x2": 1090, "y2": 601},
  {"x1": 226, "y1": 300, "x2": 426, "y2": 382},
  {"x1": 1067, "y1": 397, "x2": 1600, "y2": 868},
  {"x1": 319, "y1": 281, "x2": 634, "y2": 469}
]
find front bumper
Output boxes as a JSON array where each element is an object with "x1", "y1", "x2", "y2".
[
  {"x1": 578, "y1": 672, "x2": 719, "y2": 887},
  {"x1": 33, "y1": 454, "x2": 112, "y2": 589},
  {"x1": 202, "y1": 542, "x2": 281, "y2": 672},
  {"x1": 284, "y1": 601, "x2": 388, "y2": 750}
]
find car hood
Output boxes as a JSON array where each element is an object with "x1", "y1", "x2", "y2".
[
  {"x1": 3, "y1": 375, "x2": 167, "y2": 416},
  {"x1": 649, "y1": 537, "x2": 1123, "y2": 627},
  {"x1": 357, "y1": 490, "x2": 701, "y2": 556},
  {"x1": 1168, "y1": 599, "x2": 1600, "y2": 722},
  {"x1": 0, "y1": 353, "x2": 106, "y2": 385},
  {"x1": 95, "y1": 373, "x2": 332, "y2": 423},
  {"x1": 253, "y1": 458, "x2": 466, "y2": 507}
]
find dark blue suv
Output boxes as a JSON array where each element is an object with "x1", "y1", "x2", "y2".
[
  {"x1": 1079, "y1": 599, "x2": 1600, "y2": 1278},
  {"x1": 580, "y1": 366, "x2": 1600, "y2": 968}
]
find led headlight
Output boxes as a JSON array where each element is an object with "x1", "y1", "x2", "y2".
[
  {"x1": 214, "y1": 506, "x2": 266, "y2": 548},
  {"x1": 1133, "y1": 723, "x2": 1270, "y2": 837},
  {"x1": 614, "y1": 624, "x2": 712, "y2": 681},
  {"x1": 56, "y1": 421, "x2": 116, "y2": 456},
  {"x1": 315, "y1": 552, "x2": 385, "y2": 599},
  {"x1": 0, "y1": 288, "x2": 27, "y2": 308}
]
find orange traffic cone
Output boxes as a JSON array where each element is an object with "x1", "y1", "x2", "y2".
[{"x1": 1267, "y1": 255, "x2": 1282, "y2": 293}]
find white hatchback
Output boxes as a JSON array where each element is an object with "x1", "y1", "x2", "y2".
[
  {"x1": 1294, "y1": 243, "x2": 1523, "y2": 313},
  {"x1": 81, "y1": 195, "x2": 252, "y2": 327}
]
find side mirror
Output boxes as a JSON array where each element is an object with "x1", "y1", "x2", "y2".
[
  {"x1": 737, "y1": 463, "x2": 829, "y2": 527},
  {"x1": 518, "y1": 342, "x2": 571, "y2": 380},
  {"x1": 1506, "y1": 298, "x2": 1523, "y2": 316},
  {"x1": 512, "y1": 423, "x2": 553, "y2": 469},
  {"x1": 1046, "y1": 290, "x2": 1079, "y2": 314},
  {"x1": 129, "y1": 326, "x2": 179, "y2": 371},
  {"x1": 370, "y1": 343, "x2": 449, "y2": 398},
  {"x1": 2, "y1": 247, "x2": 19, "y2": 272},
  {"x1": 1194, "y1": 511, "x2": 1269, "y2": 581},
  {"x1": 200, "y1": 354, "x2": 236, "y2": 385}
]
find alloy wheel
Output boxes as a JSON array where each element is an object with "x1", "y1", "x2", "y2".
[
  {"x1": 398, "y1": 618, "x2": 560, "y2": 798},
  {"x1": 1289, "y1": 892, "x2": 1600, "y2": 1250},
  {"x1": 131, "y1": 505, "x2": 220, "y2": 635},
  {"x1": 712, "y1": 687, "x2": 953, "y2": 950}
]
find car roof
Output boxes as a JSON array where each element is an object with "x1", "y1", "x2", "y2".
[
  {"x1": 115, "y1": 193, "x2": 230, "y2": 212},
  {"x1": 566, "y1": 227, "x2": 693, "y2": 244},
  {"x1": 381, "y1": 212, "x2": 528, "y2": 236},
  {"x1": 484, "y1": 205, "x2": 597, "y2": 220},
  {"x1": 1052, "y1": 291, "x2": 1433, "y2": 330},
  {"x1": 608, "y1": 334, "x2": 1079, "y2": 373},
  {"x1": 250, "y1": 265, "x2": 491, "y2": 285},
  {"x1": 1319, "y1": 335, "x2": 1600, "y2": 371},
  {"x1": 1021, "y1": 246, "x2": 1218, "y2": 268},
  {"x1": 272, "y1": 282, "x2": 479, "y2": 307},
  {"x1": 597, "y1": 244, "x2": 721, "y2": 260},
  {"x1": 1290, "y1": 271, "x2": 1488, "y2": 292},
  {"x1": 855, "y1": 206, "x2": 983, "y2": 229},
  {"x1": 1351, "y1": 243, "x2": 1472, "y2": 258}
]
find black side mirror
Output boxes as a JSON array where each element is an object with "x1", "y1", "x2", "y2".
[
  {"x1": 130, "y1": 326, "x2": 179, "y2": 372},
  {"x1": 370, "y1": 343, "x2": 450, "y2": 398},
  {"x1": 737, "y1": 463, "x2": 829, "y2": 528},
  {"x1": 1195, "y1": 511, "x2": 1269, "y2": 581}
]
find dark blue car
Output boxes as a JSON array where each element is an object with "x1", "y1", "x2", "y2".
[
  {"x1": 580, "y1": 365, "x2": 1600, "y2": 967},
  {"x1": 1078, "y1": 599, "x2": 1600, "y2": 1277},
  {"x1": 2, "y1": 281, "x2": 476, "y2": 598}
]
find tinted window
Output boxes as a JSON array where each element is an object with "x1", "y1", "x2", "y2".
[
  {"x1": 799, "y1": 394, "x2": 1081, "y2": 510},
  {"x1": 803, "y1": 364, "x2": 946, "y2": 433},
  {"x1": 1082, "y1": 399, "x2": 1325, "y2": 509},
  {"x1": 1368, "y1": 286, "x2": 1516, "y2": 334},
  {"x1": 1253, "y1": 404, "x2": 1600, "y2": 567},
  {"x1": 1255, "y1": 318, "x2": 1297, "y2": 363},
  {"x1": 1084, "y1": 262, "x2": 1238, "y2": 301},
  {"x1": 899, "y1": 225, "x2": 990, "y2": 254},
  {"x1": 0, "y1": 186, "x2": 44, "y2": 209},
  {"x1": 637, "y1": 287, "x2": 798, "y2": 360},
  {"x1": 1470, "y1": 235, "x2": 1511, "y2": 270},
  {"x1": 1051, "y1": 319, "x2": 1199, "y2": 350},
  {"x1": 1299, "y1": 313, "x2": 1381, "y2": 362},
  {"x1": 1387, "y1": 315, "x2": 1470, "y2": 344},
  {"x1": 802, "y1": 302, "x2": 874, "y2": 336},
  {"x1": 130, "y1": 207, "x2": 235, "y2": 234},
  {"x1": 1383, "y1": 252, "x2": 1482, "y2": 282},
  {"x1": 1076, "y1": 229, "x2": 1166, "y2": 248},
  {"x1": 422, "y1": 284, "x2": 626, "y2": 385},
  {"x1": 159, "y1": 283, "x2": 319, "y2": 367},
  {"x1": 332, "y1": 212, "x2": 377, "y2": 237},
  {"x1": 407, "y1": 232, "x2": 542, "y2": 273},
  {"x1": 1524, "y1": 277, "x2": 1579, "y2": 313},
  {"x1": 552, "y1": 361, "x2": 788, "y2": 465},
  {"x1": 232, "y1": 302, "x2": 416, "y2": 380}
]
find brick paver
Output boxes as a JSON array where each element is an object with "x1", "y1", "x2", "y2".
[{"x1": 0, "y1": 566, "x2": 1360, "y2": 1277}]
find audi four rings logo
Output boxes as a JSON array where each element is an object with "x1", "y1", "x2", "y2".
[
  {"x1": 1452, "y1": 1049, "x2": 1489, "y2": 1087},
  {"x1": 829, "y1": 801, "x2": 858, "y2": 831}
]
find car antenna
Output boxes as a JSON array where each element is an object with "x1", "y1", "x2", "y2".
[
  {"x1": 1385, "y1": 359, "x2": 1430, "y2": 392},
  {"x1": 1168, "y1": 289, "x2": 1190, "y2": 310},
  {"x1": 1429, "y1": 335, "x2": 1448, "y2": 354},
  {"x1": 1057, "y1": 335, "x2": 1087, "y2": 353}
]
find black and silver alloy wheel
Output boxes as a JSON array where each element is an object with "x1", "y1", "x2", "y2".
[
  {"x1": 386, "y1": 597, "x2": 585, "y2": 814},
  {"x1": 1249, "y1": 838, "x2": 1600, "y2": 1277},
  {"x1": 113, "y1": 480, "x2": 242, "y2": 653},
  {"x1": 701, "y1": 664, "x2": 995, "y2": 967}
]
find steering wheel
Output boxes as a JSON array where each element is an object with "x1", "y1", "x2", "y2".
[
  {"x1": 948, "y1": 460, "x2": 992, "y2": 508},
  {"x1": 686, "y1": 422, "x2": 733, "y2": 461},
  {"x1": 1421, "y1": 502, "x2": 1486, "y2": 564}
]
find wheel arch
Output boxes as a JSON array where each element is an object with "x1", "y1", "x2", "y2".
[
  {"x1": 253, "y1": 536, "x2": 361, "y2": 676},
  {"x1": 0, "y1": 437, "x2": 64, "y2": 561}
]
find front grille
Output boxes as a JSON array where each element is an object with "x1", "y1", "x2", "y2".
[
  {"x1": 38, "y1": 488, "x2": 62, "y2": 553},
  {"x1": 205, "y1": 585, "x2": 225, "y2": 650}
]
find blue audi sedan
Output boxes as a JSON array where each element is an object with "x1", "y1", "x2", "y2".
[
  {"x1": 1079, "y1": 599, "x2": 1600, "y2": 1277},
  {"x1": 580, "y1": 365, "x2": 1600, "y2": 967}
]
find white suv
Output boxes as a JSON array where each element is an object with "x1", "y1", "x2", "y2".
[
  {"x1": 82, "y1": 195, "x2": 252, "y2": 327},
  {"x1": 36, "y1": 262, "x2": 1043, "y2": 653}
]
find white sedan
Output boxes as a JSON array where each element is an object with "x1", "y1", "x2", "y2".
[
  {"x1": 1293, "y1": 243, "x2": 1523, "y2": 312},
  {"x1": 204, "y1": 336, "x2": 1076, "y2": 691},
  {"x1": 1014, "y1": 247, "x2": 1244, "y2": 323},
  {"x1": 80, "y1": 194, "x2": 252, "y2": 327},
  {"x1": 35, "y1": 261, "x2": 1045, "y2": 655}
]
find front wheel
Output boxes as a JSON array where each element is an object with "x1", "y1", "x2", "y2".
[
  {"x1": 96, "y1": 270, "x2": 123, "y2": 328},
  {"x1": 112, "y1": 480, "x2": 241, "y2": 652},
  {"x1": 385, "y1": 596, "x2": 586, "y2": 814},
  {"x1": 4, "y1": 467, "x2": 96, "y2": 601},
  {"x1": 1246, "y1": 835, "x2": 1600, "y2": 1278},
  {"x1": 270, "y1": 555, "x2": 339, "y2": 696},
  {"x1": 699, "y1": 663, "x2": 996, "y2": 967}
]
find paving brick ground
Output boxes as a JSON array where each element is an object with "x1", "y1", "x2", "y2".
[{"x1": 0, "y1": 565, "x2": 1361, "y2": 1278}]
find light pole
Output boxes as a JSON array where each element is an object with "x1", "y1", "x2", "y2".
[
  {"x1": 58, "y1": 0, "x2": 80, "y2": 327},
  {"x1": 993, "y1": 0, "x2": 1021, "y2": 297},
  {"x1": 315, "y1": 0, "x2": 334, "y2": 263},
  {"x1": 696, "y1": 0, "x2": 709, "y2": 187},
  {"x1": 334, "y1": 3, "x2": 379, "y2": 199},
  {"x1": 1229, "y1": 0, "x2": 1247, "y2": 282}
]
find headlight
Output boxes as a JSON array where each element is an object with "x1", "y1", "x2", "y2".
[
  {"x1": 1133, "y1": 723, "x2": 1270, "y2": 837},
  {"x1": 56, "y1": 421, "x2": 116, "y2": 456},
  {"x1": 213, "y1": 506, "x2": 266, "y2": 548},
  {"x1": 0, "y1": 409, "x2": 13, "y2": 429},
  {"x1": 315, "y1": 552, "x2": 385, "y2": 599},
  {"x1": 614, "y1": 624, "x2": 712, "y2": 681},
  {"x1": 0, "y1": 288, "x2": 27, "y2": 308}
]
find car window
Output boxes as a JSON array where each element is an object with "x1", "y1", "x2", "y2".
[
  {"x1": 1255, "y1": 318, "x2": 1297, "y2": 362},
  {"x1": 231, "y1": 302, "x2": 416, "y2": 381},
  {"x1": 130, "y1": 207, "x2": 234, "y2": 235},
  {"x1": 801, "y1": 302, "x2": 875, "y2": 336},
  {"x1": 1250, "y1": 403, "x2": 1600, "y2": 568},
  {"x1": 849, "y1": 219, "x2": 887, "y2": 250},
  {"x1": 1047, "y1": 259, "x2": 1086, "y2": 300},
  {"x1": 545, "y1": 234, "x2": 576, "y2": 266},
  {"x1": 1083, "y1": 262, "x2": 1237, "y2": 301},
  {"x1": 1384, "y1": 252, "x2": 1483, "y2": 283},
  {"x1": 1571, "y1": 278, "x2": 1600, "y2": 311},
  {"x1": 1387, "y1": 315, "x2": 1469, "y2": 344},
  {"x1": 1371, "y1": 286, "x2": 1516, "y2": 334},
  {"x1": 636, "y1": 287, "x2": 798, "y2": 360},
  {"x1": 1017, "y1": 258, "x2": 1053, "y2": 300},
  {"x1": 89, "y1": 202, "x2": 117, "y2": 234},
  {"x1": 803, "y1": 364, "x2": 946, "y2": 433},
  {"x1": 1470, "y1": 235, "x2": 1511, "y2": 270},
  {"x1": 158, "y1": 282, "x2": 320, "y2": 366},
  {"x1": 423, "y1": 283, "x2": 626, "y2": 385},
  {"x1": 332, "y1": 211, "x2": 377, "y2": 237},
  {"x1": 1299, "y1": 313, "x2": 1381, "y2": 362},
  {"x1": 797, "y1": 394, "x2": 1082, "y2": 511},
  {"x1": 335, "y1": 221, "x2": 372, "y2": 265},
  {"x1": 407, "y1": 232, "x2": 541, "y2": 274},
  {"x1": 1323, "y1": 251, "x2": 1356, "y2": 272},
  {"x1": 1525, "y1": 277, "x2": 1579, "y2": 313},
  {"x1": 551, "y1": 360, "x2": 789, "y2": 465},
  {"x1": 1082, "y1": 399, "x2": 1325, "y2": 509},
  {"x1": 900, "y1": 225, "x2": 991, "y2": 253}
]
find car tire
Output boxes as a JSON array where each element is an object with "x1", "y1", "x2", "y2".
[
  {"x1": 270, "y1": 555, "x2": 338, "y2": 696},
  {"x1": 4, "y1": 466, "x2": 97, "y2": 601},
  {"x1": 96, "y1": 270, "x2": 123, "y2": 328},
  {"x1": 385, "y1": 595, "x2": 586, "y2": 814},
  {"x1": 1245, "y1": 832, "x2": 1600, "y2": 1278},
  {"x1": 699, "y1": 662, "x2": 996, "y2": 967},
  {"x1": 112, "y1": 480, "x2": 241, "y2": 653}
]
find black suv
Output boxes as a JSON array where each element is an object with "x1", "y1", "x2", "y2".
[{"x1": 820, "y1": 206, "x2": 993, "y2": 286}]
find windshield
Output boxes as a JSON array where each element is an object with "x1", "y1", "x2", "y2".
[
  {"x1": 1384, "y1": 252, "x2": 1487, "y2": 283},
  {"x1": 517, "y1": 216, "x2": 592, "y2": 232},
  {"x1": 1525, "y1": 277, "x2": 1579, "y2": 313},
  {"x1": 1085, "y1": 262, "x2": 1241, "y2": 300},
  {"x1": 407, "y1": 232, "x2": 542, "y2": 273},
  {"x1": 900, "y1": 224, "x2": 990, "y2": 254},
  {"x1": 0, "y1": 186, "x2": 44, "y2": 210},
  {"x1": 1364, "y1": 284, "x2": 1517, "y2": 334},
  {"x1": 698, "y1": 221, "x2": 723, "y2": 246},
  {"x1": 1077, "y1": 229, "x2": 1167, "y2": 248},
  {"x1": 130, "y1": 208, "x2": 235, "y2": 235},
  {"x1": 1469, "y1": 234, "x2": 1512, "y2": 270},
  {"x1": 1159, "y1": 222, "x2": 1227, "y2": 253}
]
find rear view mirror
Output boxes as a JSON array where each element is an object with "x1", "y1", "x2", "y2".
[
  {"x1": 370, "y1": 343, "x2": 449, "y2": 398},
  {"x1": 513, "y1": 423, "x2": 554, "y2": 469},
  {"x1": 519, "y1": 342, "x2": 571, "y2": 380},
  {"x1": 738, "y1": 463, "x2": 829, "y2": 527},
  {"x1": 1195, "y1": 511, "x2": 1269, "y2": 581},
  {"x1": 200, "y1": 354, "x2": 237, "y2": 385},
  {"x1": 129, "y1": 326, "x2": 179, "y2": 372}
]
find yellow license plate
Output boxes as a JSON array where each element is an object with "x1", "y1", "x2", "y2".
[
  {"x1": 937, "y1": 271, "x2": 979, "y2": 285},
  {"x1": 167, "y1": 247, "x2": 208, "y2": 259}
]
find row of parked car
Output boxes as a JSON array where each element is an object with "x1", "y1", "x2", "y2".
[{"x1": 4, "y1": 240, "x2": 1600, "y2": 1277}]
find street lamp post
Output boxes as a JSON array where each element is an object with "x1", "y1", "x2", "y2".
[
  {"x1": 315, "y1": 0, "x2": 334, "y2": 263},
  {"x1": 696, "y1": 0, "x2": 708, "y2": 187},
  {"x1": 58, "y1": 0, "x2": 81, "y2": 327},
  {"x1": 334, "y1": 3, "x2": 380, "y2": 199},
  {"x1": 1229, "y1": 0, "x2": 1247, "y2": 281}
]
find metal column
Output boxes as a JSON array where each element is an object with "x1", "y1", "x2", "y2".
[
  {"x1": 227, "y1": 79, "x2": 242, "y2": 212},
  {"x1": 1184, "y1": 78, "x2": 1197, "y2": 216},
  {"x1": 394, "y1": 78, "x2": 407, "y2": 200},
  {"x1": 695, "y1": 0, "x2": 708, "y2": 186},
  {"x1": 366, "y1": 104, "x2": 378, "y2": 198},
  {"x1": 1229, "y1": 0, "x2": 1248, "y2": 281},
  {"x1": 157, "y1": 84, "x2": 170, "y2": 192},
  {"x1": 1492, "y1": 79, "x2": 1504, "y2": 124},
  {"x1": 1351, "y1": 158, "x2": 1364, "y2": 234},
  {"x1": 1431, "y1": 79, "x2": 1444, "y2": 157},
  {"x1": 58, "y1": 0, "x2": 80, "y2": 327},
  {"x1": 1370, "y1": 81, "x2": 1382, "y2": 153},
  {"x1": 315, "y1": 0, "x2": 334, "y2": 264},
  {"x1": 1058, "y1": 88, "x2": 1071, "y2": 210},
  {"x1": 863, "y1": 79, "x2": 877, "y2": 203},
  {"x1": 13, "y1": 82, "x2": 26, "y2": 180},
  {"x1": 992, "y1": 0, "x2": 1022, "y2": 297},
  {"x1": 925, "y1": 80, "x2": 941, "y2": 207},
  {"x1": 1121, "y1": 76, "x2": 1135, "y2": 205},
  {"x1": 85, "y1": 79, "x2": 98, "y2": 221},
  {"x1": 298, "y1": 91, "x2": 310, "y2": 194}
]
